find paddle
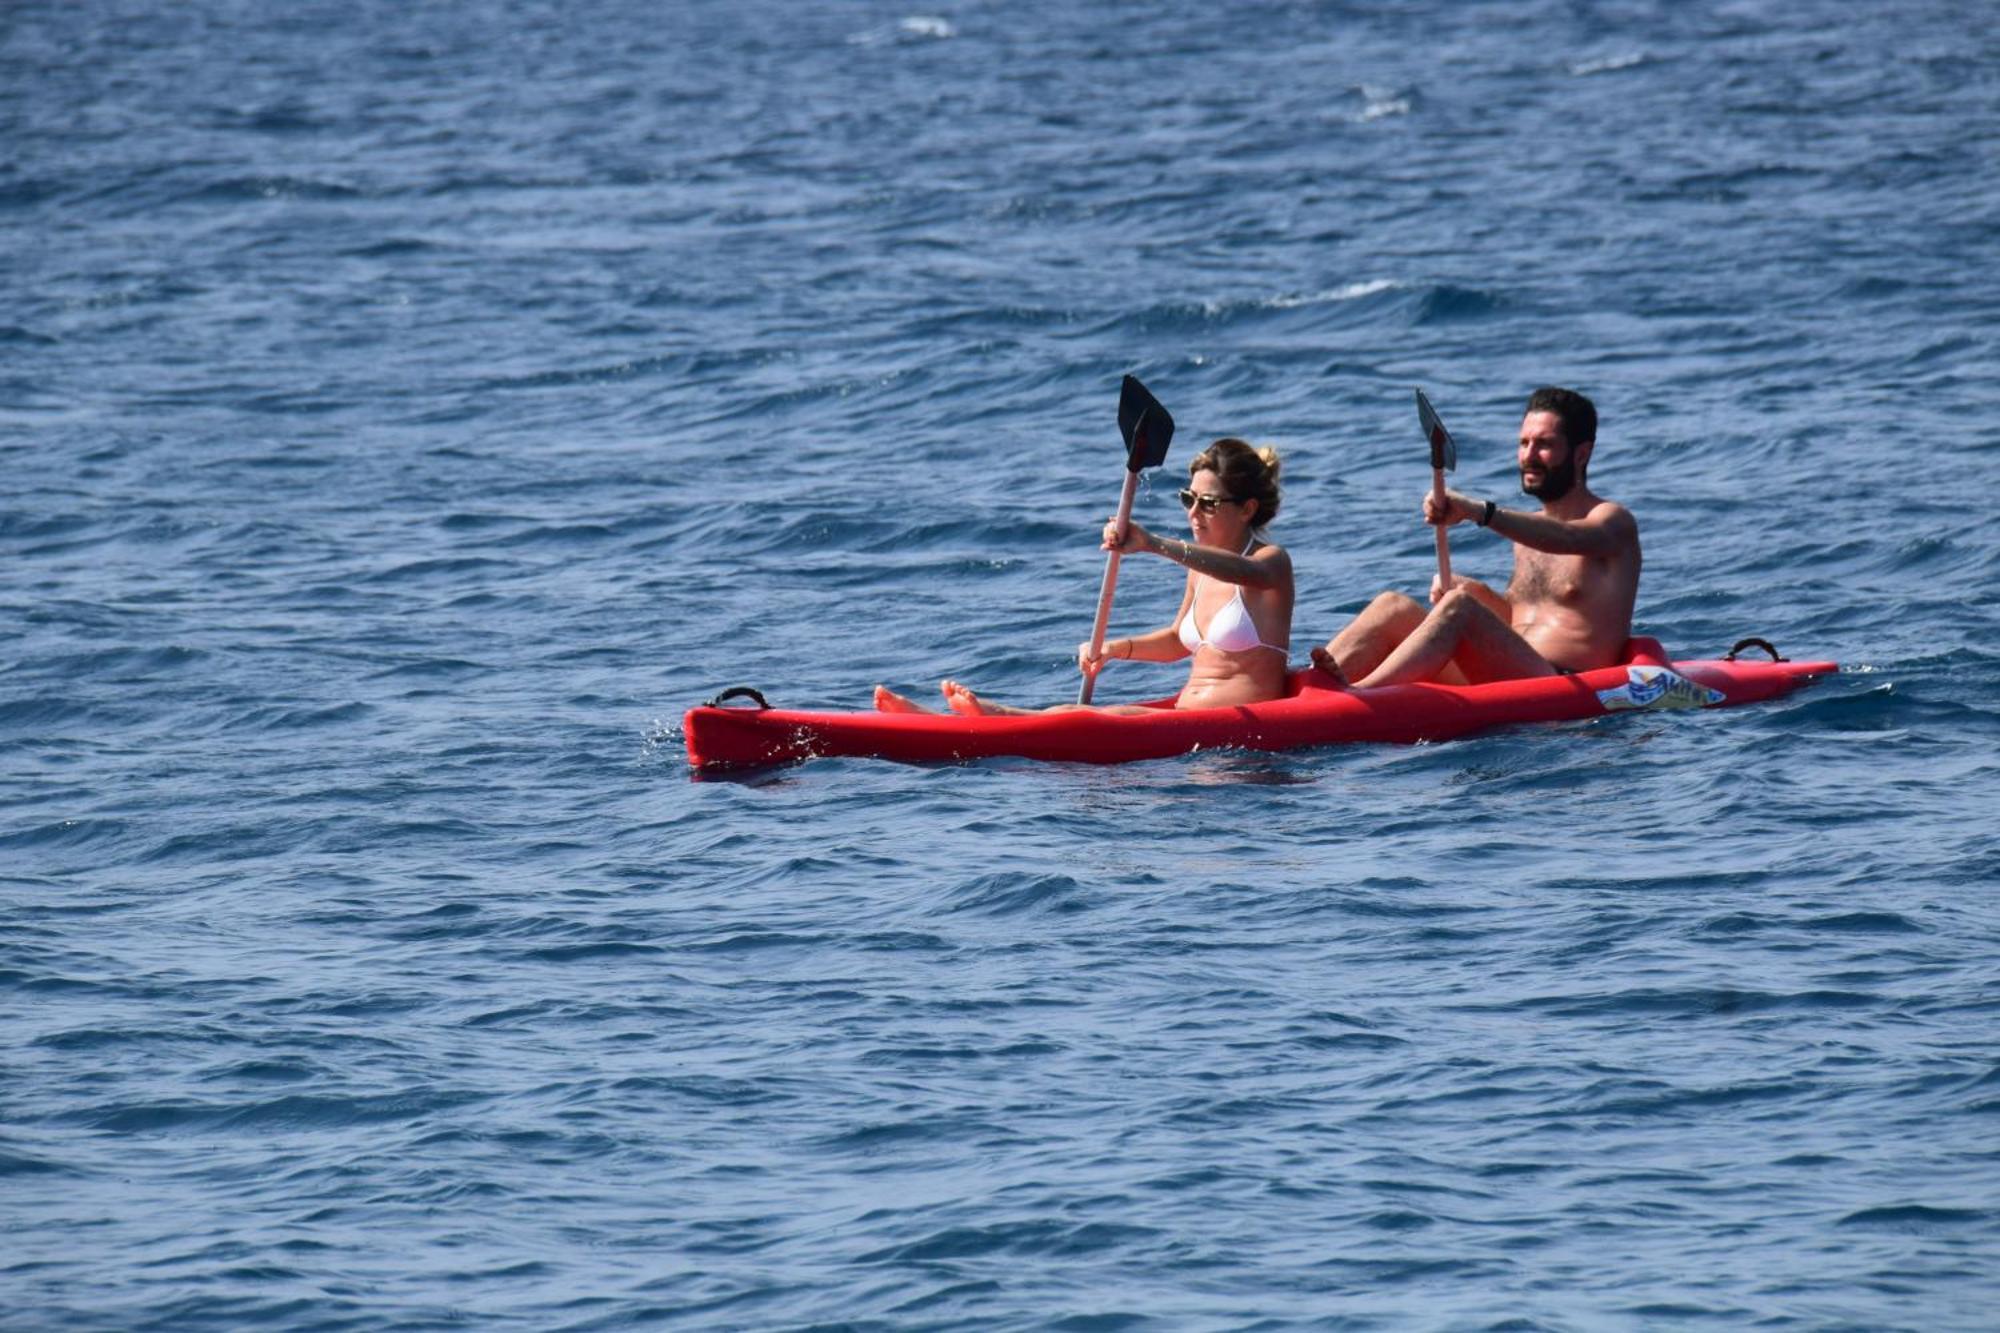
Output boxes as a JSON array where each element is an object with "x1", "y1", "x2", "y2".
[
  {"x1": 1077, "y1": 375, "x2": 1175, "y2": 704},
  {"x1": 1415, "y1": 388, "x2": 1457, "y2": 593}
]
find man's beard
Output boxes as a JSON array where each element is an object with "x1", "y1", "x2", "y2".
[{"x1": 1522, "y1": 453, "x2": 1578, "y2": 500}]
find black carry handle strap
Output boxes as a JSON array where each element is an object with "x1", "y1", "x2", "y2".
[
  {"x1": 703, "y1": 686, "x2": 772, "y2": 709},
  {"x1": 1725, "y1": 638, "x2": 1787, "y2": 662}
]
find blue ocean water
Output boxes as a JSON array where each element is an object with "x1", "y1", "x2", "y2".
[{"x1": 5, "y1": 0, "x2": 1998, "y2": 1327}]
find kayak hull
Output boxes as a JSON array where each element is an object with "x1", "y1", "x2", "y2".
[{"x1": 682, "y1": 639, "x2": 1837, "y2": 772}]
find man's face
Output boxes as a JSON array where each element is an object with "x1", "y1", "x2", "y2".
[{"x1": 1519, "y1": 410, "x2": 1579, "y2": 500}]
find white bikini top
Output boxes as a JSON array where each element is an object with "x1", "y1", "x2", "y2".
[{"x1": 1176, "y1": 541, "x2": 1288, "y2": 656}]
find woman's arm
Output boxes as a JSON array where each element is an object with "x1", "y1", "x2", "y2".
[
  {"x1": 1102, "y1": 624, "x2": 1193, "y2": 664},
  {"x1": 1111, "y1": 519, "x2": 1292, "y2": 589},
  {"x1": 1079, "y1": 574, "x2": 1195, "y2": 672}
]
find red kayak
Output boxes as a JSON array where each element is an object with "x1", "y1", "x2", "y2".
[{"x1": 682, "y1": 637, "x2": 1836, "y2": 772}]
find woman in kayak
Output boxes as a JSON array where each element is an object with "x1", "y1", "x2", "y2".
[{"x1": 875, "y1": 438, "x2": 1293, "y2": 716}]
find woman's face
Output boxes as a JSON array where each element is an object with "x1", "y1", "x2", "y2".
[{"x1": 1184, "y1": 467, "x2": 1256, "y2": 546}]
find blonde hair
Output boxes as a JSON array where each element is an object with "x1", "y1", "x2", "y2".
[{"x1": 1189, "y1": 437, "x2": 1282, "y2": 525}]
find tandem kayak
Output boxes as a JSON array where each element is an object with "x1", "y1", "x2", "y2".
[{"x1": 682, "y1": 637, "x2": 1836, "y2": 772}]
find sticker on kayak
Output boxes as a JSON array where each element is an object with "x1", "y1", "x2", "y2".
[{"x1": 1596, "y1": 666, "x2": 1725, "y2": 712}]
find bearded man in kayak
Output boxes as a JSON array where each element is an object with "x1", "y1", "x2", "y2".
[{"x1": 1310, "y1": 386, "x2": 1641, "y2": 688}]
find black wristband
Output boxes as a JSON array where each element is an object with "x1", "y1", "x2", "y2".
[{"x1": 1479, "y1": 499, "x2": 1497, "y2": 527}]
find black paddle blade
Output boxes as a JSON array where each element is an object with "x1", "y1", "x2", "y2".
[
  {"x1": 1119, "y1": 375, "x2": 1175, "y2": 472},
  {"x1": 1415, "y1": 388, "x2": 1456, "y2": 472}
]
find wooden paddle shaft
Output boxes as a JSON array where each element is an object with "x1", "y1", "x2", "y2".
[
  {"x1": 1077, "y1": 469, "x2": 1142, "y2": 704},
  {"x1": 1431, "y1": 466, "x2": 1454, "y2": 592}
]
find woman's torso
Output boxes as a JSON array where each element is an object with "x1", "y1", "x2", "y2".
[{"x1": 1174, "y1": 542, "x2": 1293, "y2": 708}]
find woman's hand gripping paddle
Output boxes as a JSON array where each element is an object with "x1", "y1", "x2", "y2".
[
  {"x1": 1416, "y1": 388, "x2": 1457, "y2": 595},
  {"x1": 1078, "y1": 375, "x2": 1175, "y2": 704}
]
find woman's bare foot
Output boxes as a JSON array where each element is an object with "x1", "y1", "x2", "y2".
[
  {"x1": 1308, "y1": 646, "x2": 1350, "y2": 687},
  {"x1": 873, "y1": 686, "x2": 932, "y2": 713},
  {"x1": 940, "y1": 680, "x2": 988, "y2": 716},
  {"x1": 940, "y1": 680, "x2": 1036, "y2": 716}
]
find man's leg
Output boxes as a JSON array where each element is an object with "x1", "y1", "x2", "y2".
[
  {"x1": 1312, "y1": 591, "x2": 1428, "y2": 682},
  {"x1": 1357, "y1": 589, "x2": 1557, "y2": 688}
]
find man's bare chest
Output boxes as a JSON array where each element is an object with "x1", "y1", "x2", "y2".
[{"x1": 1510, "y1": 550, "x2": 1595, "y2": 605}]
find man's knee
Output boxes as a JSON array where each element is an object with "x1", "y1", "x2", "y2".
[
  {"x1": 1433, "y1": 588, "x2": 1489, "y2": 624},
  {"x1": 1368, "y1": 590, "x2": 1424, "y2": 621}
]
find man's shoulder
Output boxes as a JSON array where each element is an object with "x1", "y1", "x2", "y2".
[
  {"x1": 1584, "y1": 494, "x2": 1638, "y2": 531},
  {"x1": 1544, "y1": 491, "x2": 1634, "y2": 527}
]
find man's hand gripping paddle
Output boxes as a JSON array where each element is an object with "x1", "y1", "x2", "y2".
[
  {"x1": 1416, "y1": 388, "x2": 1457, "y2": 594},
  {"x1": 1078, "y1": 375, "x2": 1175, "y2": 704}
]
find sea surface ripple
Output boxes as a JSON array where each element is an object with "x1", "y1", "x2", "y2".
[{"x1": 4, "y1": 1, "x2": 1998, "y2": 1328}]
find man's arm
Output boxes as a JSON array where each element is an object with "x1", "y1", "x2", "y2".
[
  {"x1": 1438, "y1": 490, "x2": 1636, "y2": 558},
  {"x1": 1489, "y1": 501, "x2": 1635, "y2": 557}
]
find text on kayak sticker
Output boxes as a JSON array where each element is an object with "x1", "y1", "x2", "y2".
[{"x1": 1596, "y1": 666, "x2": 1726, "y2": 712}]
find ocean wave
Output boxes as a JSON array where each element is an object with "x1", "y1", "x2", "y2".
[
  {"x1": 1469, "y1": 986, "x2": 1884, "y2": 1020},
  {"x1": 0, "y1": 1147, "x2": 79, "y2": 1177},
  {"x1": 1079, "y1": 280, "x2": 1506, "y2": 339},
  {"x1": 0, "y1": 818, "x2": 131, "y2": 853},
  {"x1": 855, "y1": 1218, "x2": 1162, "y2": 1264},
  {"x1": 943, "y1": 872, "x2": 1095, "y2": 916},
  {"x1": 201, "y1": 100, "x2": 334, "y2": 134},
  {"x1": 339, "y1": 237, "x2": 440, "y2": 258},
  {"x1": 358, "y1": 556, "x2": 517, "y2": 584},
  {"x1": 1411, "y1": 283, "x2": 1511, "y2": 323},
  {"x1": 182, "y1": 175, "x2": 370, "y2": 205},
  {"x1": 216, "y1": 701, "x2": 374, "y2": 732},
  {"x1": 1836, "y1": 1204, "x2": 1990, "y2": 1232}
]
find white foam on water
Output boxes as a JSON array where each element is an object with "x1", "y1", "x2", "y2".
[
  {"x1": 1270, "y1": 279, "x2": 1404, "y2": 309},
  {"x1": 1358, "y1": 85, "x2": 1412, "y2": 120},
  {"x1": 1572, "y1": 52, "x2": 1648, "y2": 76},
  {"x1": 853, "y1": 15, "x2": 956, "y2": 45}
]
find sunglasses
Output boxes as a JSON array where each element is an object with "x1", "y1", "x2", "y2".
[{"x1": 1177, "y1": 488, "x2": 1242, "y2": 513}]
